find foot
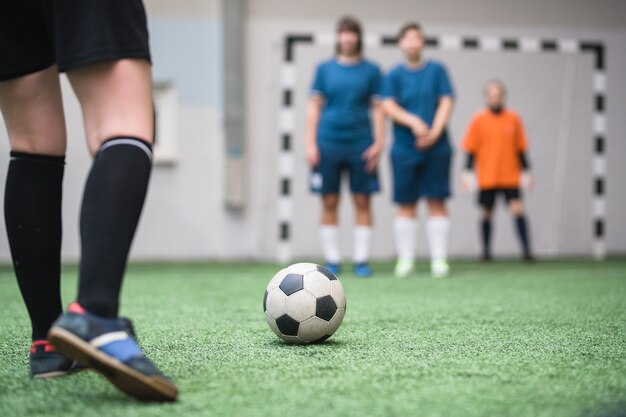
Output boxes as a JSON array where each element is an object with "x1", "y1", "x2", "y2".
[
  {"x1": 30, "y1": 340, "x2": 84, "y2": 379},
  {"x1": 431, "y1": 259, "x2": 450, "y2": 278},
  {"x1": 481, "y1": 254, "x2": 492, "y2": 262},
  {"x1": 47, "y1": 302, "x2": 178, "y2": 402},
  {"x1": 325, "y1": 262, "x2": 341, "y2": 275},
  {"x1": 394, "y1": 258, "x2": 414, "y2": 278},
  {"x1": 353, "y1": 262, "x2": 373, "y2": 278},
  {"x1": 523, "y1": 253, "x2": 535, "y2": 263}
]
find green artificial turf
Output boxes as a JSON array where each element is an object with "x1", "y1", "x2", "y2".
[{"x1": 0, "y1": 259, "x2": 625, "y2": 417}]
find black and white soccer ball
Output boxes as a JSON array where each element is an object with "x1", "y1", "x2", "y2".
[{"x1": 263, "y1": 263, "x2": 346, "y2": 344}]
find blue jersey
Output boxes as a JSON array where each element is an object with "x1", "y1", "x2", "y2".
[
  {"x1": 382, "y1": 60, "x2": 455, "y2": 150},
  {"x1": 311, "y1": 58, "x2": 382, "y2": 145}
]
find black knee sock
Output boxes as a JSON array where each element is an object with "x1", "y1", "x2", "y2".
[
  {"x1": 77, "y1": 137, "x2": 152, "y2": 318},
  {"x1": 4, "y1": 152, "x2": 65, "y2": 340},
  {"x1": 515, "y1": 215, "x2": 531, "y2": 256},
  {"x1": 481, "y1": 219, "x2": 492, "y2": 258}
]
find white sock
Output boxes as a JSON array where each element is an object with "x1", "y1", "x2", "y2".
[
  {"x1": 353, "y1": 226, "x2": 371, "y2": 263},
  {"x1": 427, "y1": 216, "x2": 450, "y2": 262},
  {"x1": 394, "y1": 217, "x2": 417, "y2": 260},
  {"x1": 320, "y1": 225, "x2": 340, "y2": 264}
]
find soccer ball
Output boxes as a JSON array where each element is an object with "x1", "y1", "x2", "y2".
[{"x1": 263, "y1": 263, "x2": 346, "y2": 344}]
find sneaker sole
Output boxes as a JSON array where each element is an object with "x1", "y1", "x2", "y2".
[
  {"x1": 33, "y1": 370, "x2": 70, "y2": 379},
  {"x1": 33, "y1": 362, "x2": 86, "y2": 380},
  {"x1": 48, "y1": 327, "x2": 178, "y2": 402}
]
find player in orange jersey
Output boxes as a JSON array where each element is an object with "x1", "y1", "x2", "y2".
[{"x1": 462, "y1": 80, "x2": 534, "y2": 262}]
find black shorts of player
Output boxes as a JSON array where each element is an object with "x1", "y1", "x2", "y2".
[
  {"x1": 478, "y1": 188, "x2": 522, "y2": 210},
  {"x1": 0, "y1": 0, "x2": 151, "y2": 82}
]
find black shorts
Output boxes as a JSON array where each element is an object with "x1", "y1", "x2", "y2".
[
  {"x1": 478, "y1": 188, "x2": 522, "y2": 210},
  {"x1": 0, "y1": 0, "x2": 151, "y2": 81}
]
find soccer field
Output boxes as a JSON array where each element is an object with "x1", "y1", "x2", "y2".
[{"x1": 0, "y1": 259, "x2": 625, "y2": 417}]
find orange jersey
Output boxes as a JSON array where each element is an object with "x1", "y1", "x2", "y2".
[{"x1": 462, "y1": 109, "x2": 529, "y2": 189}]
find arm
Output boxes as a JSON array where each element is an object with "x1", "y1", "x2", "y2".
[
  {"x1": 519, "y1": 151, "x2": 532, "y2": 188},
  {"x1": 465, "y1": 153, "x2": 475, "y2": 170},
  {"x1": 461, "y1": 117, "x2": 478, "y2": 191},
  {"x1": 418, "y1": 96, "x2": 454, "y2": 149},
  {"x1": 516, "y1": 115, "x2": 532, "y2": 188},
  {"x1": 519, "y1": 152, "x2": 530, "y2": 170},
  {"x1": 382, "y1": 98, "x2": 429, "y2": 139},
  {"x1": 461, "y1": 153, "x2": 477, "y2": 191},
  {"x1": 305, "y1": 94, "x2": 323, "y2": 166},
  {"x1": 362, "y1": 99, "x2": 386, "y2": 172}
]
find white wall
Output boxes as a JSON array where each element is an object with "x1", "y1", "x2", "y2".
[{"x1": 0, "y1": 0, "x2": 624, "y2": 263}]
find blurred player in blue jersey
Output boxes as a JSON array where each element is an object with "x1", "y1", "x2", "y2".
[
  {"x1": 305, "y1": 17, "x2": 385, "y2": 277},
  {"x1": 382, "y1": 23, "x2": 455, "y2": 278},
  {"x1": 0, "y1": 0, "x2": 176, "y2": 401}
]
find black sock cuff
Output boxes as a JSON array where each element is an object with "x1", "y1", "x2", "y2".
[
  {"x1": 98, "y1": 137, "x2": 153, "y2": 159},
  {"x1": 10, "y1": 151, "x2": 65, "y2": 166}
]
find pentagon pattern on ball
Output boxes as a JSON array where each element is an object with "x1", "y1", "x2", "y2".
[
  {"x1": 328, "y1": 307, "x2": 345, "y2": 334},
  {"x1": 317, "y1": 265, "x2": 338, "y2": 281},
  {"x1": 279, "y1": 273, "x2": 304, "y2": 295},
  {"x1": 266, "y1": 269, "x2": 287, "y2": 292},
  {"x1": 316, "y1": 295, "x2": 338, "y2": 321},
  {"x1": 275, "y1": 315, "x2": 299, "y2": 336},
  {"x1": 263, "y1": 263, "x2": 347, "y2": 344}
]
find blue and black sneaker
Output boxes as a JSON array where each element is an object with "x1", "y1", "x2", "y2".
[
  {"x1": 353, "y1": 262, "x2": 373, "y2": 278},
  {"x1": 29, "y1": 340, "x2": 84, "y2": 379},
  {"x1": 47, "y1": 302, "x2": 178, "y2": 402}
]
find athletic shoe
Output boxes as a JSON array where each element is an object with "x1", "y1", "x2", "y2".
[
  {"x1": 48, "y1": 302, "x2": 178, "y2": 402},
  {"x1": 325, "y1": 263, "x2": 341, "y2": 275},
  {"x1": 30, "y1": 340, "x2": 83, "y2": 379},
  {"x1": 431, "y1": 259, "x2": 450, "y2": 278},
  {"x1": 394, "y1": 258, "x2": 414, "y2": 278},
  {"x1": 523, "y1": 254, "x2": 536, "y2": 263},
  {"x1": 353, "y1": 262, "x2": 372, "y2": 278}
]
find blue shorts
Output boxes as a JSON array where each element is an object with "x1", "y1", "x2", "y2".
[
  {"x1": 391, "y1": 143, "x2": 452, "y2": 204},
  {"x1": 310, "y1": 142, "x2": 380, "y2": 195}
]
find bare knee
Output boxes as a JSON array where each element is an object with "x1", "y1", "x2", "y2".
[
  {"x1": 0, "y1": 66, "x2": 66, "y2": 155},
  {"x1": 427, "y1": 199, "x2": 448, "y2": 217},
  {"x1": 67, "y1": 59, "x2": 154, "y2": 155},
  {"x1": 508, "y1": 199, "x2": 524, "y2": 216},
  {"x1": 321, "y1": 194, "x2": 340, "y2": 225},
  {"x1": 353, "y1": 193, "x2": 372, "y2": 226},
  {"x1": 322, "y1": 194, "x2": 339, "y2": 212},
  {"x1": 352, "y1": 194, "x2": 370, "y2": 212},
  {"x1": 397, "y1": 203, "x2": 417, "y2": 218}
]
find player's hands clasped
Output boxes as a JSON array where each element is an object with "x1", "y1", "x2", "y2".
[
  {"x1": 410, "y1": 117, "x2": 429, "y2": 141},
  {"x1": 411, "y1": 117, "x2": 441, "y2": 149},
  {"x1": 416, "y1": 128, "x2": 442, "y2": 149}
]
